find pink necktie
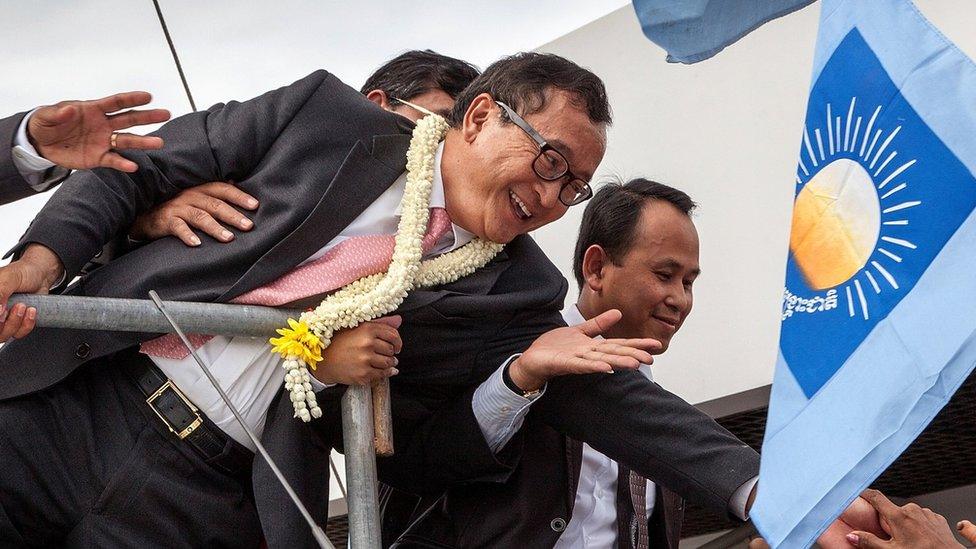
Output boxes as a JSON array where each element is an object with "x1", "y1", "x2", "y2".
[{"x1": 141, "y1": 208, "x2": 452, "y2": 360}]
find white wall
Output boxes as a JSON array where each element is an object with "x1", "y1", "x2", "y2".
[{"x1": 533, "y1": 1, "x2": 976, "y2": 404}]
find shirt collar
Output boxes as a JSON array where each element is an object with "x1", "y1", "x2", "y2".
[{"x1": 395, "y1": 141, "x2": 475, "y2": 251}]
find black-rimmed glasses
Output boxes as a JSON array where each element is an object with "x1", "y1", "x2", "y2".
[{"x1": 495, "y1": 101, "x2": 593, "y2": 207}]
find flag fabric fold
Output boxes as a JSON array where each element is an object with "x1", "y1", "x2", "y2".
[
  {"x1": 753, "y1": 1, "x2": 976, "y2": 546},
  {"x1": 630, "y1": 0, "x2": 815, "y2": 64}
]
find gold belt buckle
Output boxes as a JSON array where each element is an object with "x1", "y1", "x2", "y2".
[{"x1": 146, "y1": 380, "x2": 203, "y2": 440}]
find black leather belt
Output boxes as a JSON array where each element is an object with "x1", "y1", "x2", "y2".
[{"x1": 130, "y1": 356, "x2": 253, "y2": 477}]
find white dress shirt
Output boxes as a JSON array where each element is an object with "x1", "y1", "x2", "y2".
[
  {"x1": 13, "y1": 132, "x2": 475, "y2": 451},
  {"x1": 471, "y1": 305, "x2": 758, "y2": 547},
  {"x1": 13, "y1": 110, "x2": 71, "y2": 192}
]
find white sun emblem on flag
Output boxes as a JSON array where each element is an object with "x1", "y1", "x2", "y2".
[{"x1": 789, "y1": 97, "x2": 921, "y2": 321}]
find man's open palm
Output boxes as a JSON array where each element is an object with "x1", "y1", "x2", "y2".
[
  {"x1": 511, "y1": 309, "x2": 661, "y2": 390},
  {"x1": 27, "y1": 91, "x2": 170, "y2": 173}
]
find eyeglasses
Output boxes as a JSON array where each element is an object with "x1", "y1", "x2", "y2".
[
  {"x1": 495, "y1": 101, "x2": 593, "y2": 207},
  {"x1": 391, "y1": 97, "x2": 437, "y2": 118}
]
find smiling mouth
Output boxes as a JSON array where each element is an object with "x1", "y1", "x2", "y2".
[
  {"x1": 653, "y1": 316, "x2": 679, "y2": 331},
  {"x1": 509, "y1": 190, "x2": 533, "y2": 221}
]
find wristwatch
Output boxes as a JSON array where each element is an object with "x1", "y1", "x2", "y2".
[{"x1": 503, "y1": 361, "x2": 542, "y2": 398}]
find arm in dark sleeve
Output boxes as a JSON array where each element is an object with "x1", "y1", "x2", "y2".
[
  {"x1": 0, "y1": 112, "x2": 38, "y2": 206},
  {"x1": 534, "y1": 370, "x2": 760, "y2": 518},
  {"x1": 376, "y1": 384, "x2": 525, "y2": 496},
  {"x1": 4, "y1": 70, "x2": 338, "y2": 279}
]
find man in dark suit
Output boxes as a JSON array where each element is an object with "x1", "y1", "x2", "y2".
[
  {"x1": 0, "y1": 53, "x2": 665, "y2": 548},
  {"x1": 388, "y1": 179, "x2": 719, "y2": 548},
  {"x1": 0, "y1": 54, "x2": 878, "y2": 548}
]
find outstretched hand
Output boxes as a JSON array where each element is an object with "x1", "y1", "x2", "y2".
[
  {"x1": 27, "y1": 91, "x2": 171, "y2": 173},
  {"x1": 509, "y1": 309, "x2": 661, "y2": 391}
]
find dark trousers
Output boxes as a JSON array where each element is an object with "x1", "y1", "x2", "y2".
[{"x1": 0, "y1": 350, "x2": 263, "y2": 548}]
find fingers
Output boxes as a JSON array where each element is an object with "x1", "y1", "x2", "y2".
[
  {"x1": 34, "y1": 104, "x2": 79, "y2": 126},
  {"x1": 747, "y1": 538, "x2": 770, "y2": 549},
  {"x1": 846, "y1": 531, "x2": 884, "y2": 548},
  {"x1": 370, "y1": 315, "x2": 402, "y2": 329},
  {"x1": 192, "y1": 192, "x2": 254, "y2": 233},
  {"x1": 107, "y1": 108, "x2": 172, "y2": 131},
  {"x1": 581, "y1": 350, "x2": 640, "y2": 371},
  {"x1": 859, "y1": 489, "x2": 902, "y2": 521},
  {"x1": 604, "y1": 337, "x2": 663, "y2": 354},
  {"x1": 576, "y1": 308, "x2": 622, "y2": 337},
  {"x1": 111, "y1": 132, "x2": 165, "y2": 151},
  {"x1": 0, "y1": 303, "x2": 33, "y2": 342},
  {"x1": 594, "y1": 341, "x2": 654, "y2": 365},
  {"x1": 166, "y1": 217, "x2": 202, "y2": 247},
  {"x1": 12, "y1": 307, "x2": 37, "y2": 339},
  {"x1": 195, "y1": 181, "x2": 259, "y2": 211},
  {"x1": 98, "y1": 152, "x2": 139, "y2": 173},
  {"x1": 958, "y1": 520, "x2": 976, "y2": 543},
  {"x1": 369, "y1": 320, "x2": 402, "y2": 354},
  {"x1": 562, "y1": 355, "x2": 614, "y2": 374},
  {"x1": 94, "y1": 91, "x2": 155, "y2": 113},
  {"x1": 178, "y1": 205, "x2": 236, "y2": 242}
]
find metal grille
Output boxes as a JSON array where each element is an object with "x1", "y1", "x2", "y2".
[{"x1": 681, "y1": 368, "x2": 976, "y2": 538}]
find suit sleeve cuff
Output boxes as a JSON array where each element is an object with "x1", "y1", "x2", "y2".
[
  {"x1": 730, "y1": 475, "x2": 758, "y2": 520},
  {"x1": 472, "y1": 354, "x2": 545, "y2": 453},
  {"x1": 13, "y1": 110, "x2": 69, "y2": 192}
]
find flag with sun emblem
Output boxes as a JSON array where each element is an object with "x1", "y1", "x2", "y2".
[{"x1": 752, "y1": 0, "x2": 976, "y2": 546}]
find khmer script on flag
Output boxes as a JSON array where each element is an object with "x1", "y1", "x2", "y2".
[{"x1": 752, "y1": 0, "x2": 976, "y2": 546}]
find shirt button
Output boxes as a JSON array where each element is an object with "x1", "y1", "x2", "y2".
[
  {"x1": 500, "y1": 406, "x2": 511, "y2": 413},
  {"x1": 550, "y1": 518, "x2": 567, "y2": 532},
  {"x1": 75, "y1": 343, "x2": 92, "y2": 359}
]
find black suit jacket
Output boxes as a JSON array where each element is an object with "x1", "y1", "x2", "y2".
[
  {"x1": 389, "y1": 412, "x2": 685, "y2": 549},
  {"x1": 0, "y1": 70, "x2": 759, "y2": 547},
  {"x1": 0, "y1": 112, "x2": 46, "y2": 205},
  {"x1": 0, "y1": 71, "x2": 563, "y2": 548}
]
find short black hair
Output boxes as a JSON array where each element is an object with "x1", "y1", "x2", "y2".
[
  {"x1": 360, "y1": 49, "x2": 480, "y2": 106},
  {"x1": 573, "y1": 178, "x2": 696, "y2": 289},
  {"x1": 446, "y1": 52, "x2": 611, "y2": 128}
]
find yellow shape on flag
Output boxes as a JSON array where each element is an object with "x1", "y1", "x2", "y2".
[{"x1": 790, "y1": 159, "x2": 880, "y2": 290}]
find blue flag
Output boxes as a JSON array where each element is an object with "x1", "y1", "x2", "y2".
[
  {"x1": 752, "y1": 1, "x2": 976, "y2": 546},
  {"x1": 630, "y1": 0, "x2": 814, "y2": 64}
]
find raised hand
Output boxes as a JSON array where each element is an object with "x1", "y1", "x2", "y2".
[
  {"x1": 312, "y1": 316, "x2": 403, "y2": 386},
  {"x1": 129, "y1": 181, "x2": 259, "y2": 246},
  {"x1": 27, "y1": 91, "x2": 171, "y2": 172},
  {"x1": 509, "y1": 309, "x2": 661, "y2": 391}
]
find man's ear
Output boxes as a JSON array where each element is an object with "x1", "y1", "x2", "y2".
[
  {"x1": 365, "y1": 89, "x2": 392, "y2": 111},
  {"x1": 581, "y1": 244, "x2": 608, "y2": 293},
  {"x1": 461, "y1": 93, "x2": 493, "y2": 144}
]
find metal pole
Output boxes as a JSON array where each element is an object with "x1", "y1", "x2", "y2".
[
  {"x1": 8, "y1": 294, "x2": 300, "y2": 335},
  {"x1": 341, "y1": 384, "x2": 382, "y2": 548}
]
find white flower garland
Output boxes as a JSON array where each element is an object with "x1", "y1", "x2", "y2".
[{"x1": 270, "y1": 113, "x2": 504, "y2": 421}]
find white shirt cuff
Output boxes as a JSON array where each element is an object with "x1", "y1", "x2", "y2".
[
  {"x1": 471, "y1": 354, "x2": 545, "y2": 453},
  {"x1": 13, "y1": 109, "x2": 69, "y2": 192},
  {"x1": 730, "y1": 475, "x2": 759, "y2": 521},
  {"x1": 308, "y1": 375, "x2": 330, "y2": 392}
]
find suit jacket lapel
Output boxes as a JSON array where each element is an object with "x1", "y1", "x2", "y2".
[
  {"x1": 220, "y1": 133, "x2": 412, "y2": 301},
  {"x1": 395, "y1": 248, "x2": 513, "y2": 314}
]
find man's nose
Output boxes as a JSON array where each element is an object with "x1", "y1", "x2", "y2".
[{"x1": 536, "y1": 179, "x2": 562, "y2": 210}]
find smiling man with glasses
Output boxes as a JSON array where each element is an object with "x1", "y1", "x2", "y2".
[{"x1": 0, "y1": 51, "x2": 881, "y2": 547}]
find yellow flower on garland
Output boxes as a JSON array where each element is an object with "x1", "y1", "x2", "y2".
[{"x1": 270, "y1": 318, "x2": 323, "y2": 369}]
